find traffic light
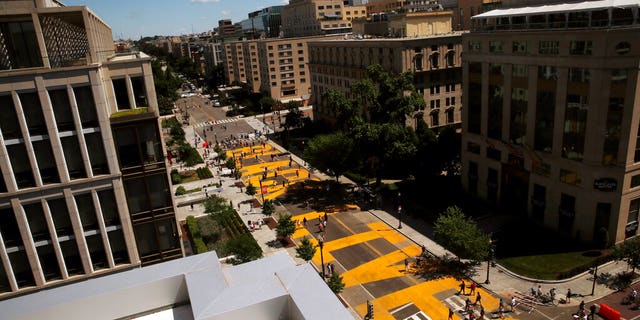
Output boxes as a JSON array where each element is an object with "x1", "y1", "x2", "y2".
[{"x1": 366, "y1": 300, "x2": 374, "y2": 319}]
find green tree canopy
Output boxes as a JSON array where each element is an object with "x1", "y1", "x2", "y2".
[
  {"x1": 225, "y1": 233, "x2": 263, "y2": 264},
  {"x1": 262, "y1": 199, "x2": 275, "y2": 216},
  {"x1": 304, "y1": 132, "x2": 358, "y2": 182},
  {"x1": 295, "y1": 236, "x2": 317, "y2": 262},
  {"x1": 327, "y1": 272, "x2": 346, "y2": 294},
  {"x1": 433, "y1": 206, "x2": 491, "y2": 261},
  {"x1": 276, "y1": 214, "x2": 296, "y2": 239},
  {"x1": 612, "y1": 237, "x2": 640, "y2": 273}
]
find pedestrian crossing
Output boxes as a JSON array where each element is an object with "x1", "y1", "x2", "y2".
[
  {"x1": 193, "y1": 117, "x2": 242, "y2": 128},
  {"x1": 444, "y1": 294, "x2": 494, "y2": 319}
]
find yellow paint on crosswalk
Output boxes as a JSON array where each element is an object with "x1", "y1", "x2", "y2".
[
  {"x1": 341, "y1": 244, "x2": 421, "y2": 287},
  {"x1": 367, "y1": 221, "x2": 410, "y2": 244}
]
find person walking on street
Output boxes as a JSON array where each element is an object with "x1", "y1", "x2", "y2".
[
  {"x1": 475, "y1": 292, "x2": 482, "y2": 306},
  {"x1": 459, "y1": 280, "x2": 466, "y2": 295},
  {"x1": 567, "y1": 288, "x2": 572, "y2": 304},
  {"x1": 510, "y1": 296, "x2": 516, "y2": 312},
  {"x1": 404, "y1": 259, "x2": 409, "y2": 272},
  {"x1": 302, "y1": 217, "x2": 307, "y2": 227},
  {"x1": 470, "y1": 282, "x2": 477, "y2": 295},
  {"x1": 448, "y1": 307, "x2": 454, "y2": 320}
]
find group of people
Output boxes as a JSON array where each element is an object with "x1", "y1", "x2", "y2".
[{"x1": 248, "y1": 219, "x2": 263, "y2": 231}]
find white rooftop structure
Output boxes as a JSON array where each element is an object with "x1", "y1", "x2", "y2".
[
  {"x1": 0, "y1": 252, "x2": 354, "y2": 320},
  {"x1": 472, "y1": 0, "x2": 640, "y2": 19}
]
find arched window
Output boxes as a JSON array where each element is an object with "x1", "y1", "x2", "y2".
[
  {"x1": 413, "y1": 53, "x2": 423, "y2": 71},
  {"x1": 446, "y1": 51, "x2": 455, "y2": 67},
  {"x1": 430, "y1": 52, "x2": 439, "y2": 69}
]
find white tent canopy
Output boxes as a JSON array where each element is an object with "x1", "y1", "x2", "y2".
[{"x1": 472, "y1": 0, "x2": 640, "y2": 19}]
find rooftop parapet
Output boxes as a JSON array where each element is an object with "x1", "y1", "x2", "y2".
[{"x1": 470, "y1": 0, "x2": 640, "y2": 32}]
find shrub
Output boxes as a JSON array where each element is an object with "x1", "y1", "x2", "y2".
[
  {"x1": 185, "y1": 216, "x2": 208, "y2": 254},
  {"x1": 344, "y1": 172, "x2": 368, "y2": 185},
  {"x1": 196, "y1": 167, "x2": 213, "y2": 179},
  {"x1": 175, "y1": 186, "x2": 187, "y2": 196},
  {"x1": 170, "y1": 169, "x2": 182, "y2": 184}
]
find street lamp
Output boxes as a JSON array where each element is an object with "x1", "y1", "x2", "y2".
[
  {"x1": 318, "y1": 239, "x2": 325, "y2": 279},
  {"x1": 485, "y1": 240, "x2": 493, "y2": 284},
  {"x1": 258, "y1": 179, "x2": 265, "y2": 203},
  {"x1": 591, "y1": 265, "x2": 598, "y2": 295},
  {"x1": 397, "y1": 205, "x2": 402, "y2": 229}
]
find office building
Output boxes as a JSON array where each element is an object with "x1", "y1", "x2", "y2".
[
  {"x1": 0, "y1": 0, "x2": 182, "y2": 299},
  {"x1": 461, "y1": 0, "x2": 640, "y2": 244},
  {"x1": 309, "y1": 31, "x2": 464, "y2": 129},
  {"x1": 240, "y1": 6, "x2": 285, "y2": 39},
  {"x1": 281, "y1": 0, "x2": 367, "y2": 37}
]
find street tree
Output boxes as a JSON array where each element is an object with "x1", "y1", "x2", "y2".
[
  {"x1": 303, "y1": 132, "x2": 358, "y2": 182},
  {"x1": 327, "y1": 272, "x2": 346, "y2": 294},
  {"x1": 204, "y1": 196, "x2": 233, "y2": 217},
  {"x1": 245, "y1": 183, "x2": 257, "y2": 196},
  {"x1": 433, "y1": 206, "x2": 492, "y2": 261},
  {"x1": 276, "y1": 214, "x2": 296, "y2": 240},
  {"x1": 295, "y1": 236, "x2": 317, "y2": 262},
  {"x1": 259, "y1": 96, "x2": 276, "y2": 114},
  {"x1": 262, "y1": 199, "x2": 275, "y2": 216},
  {"x1": 612, "y1": 237, "x2": 640, "y2": 273}
]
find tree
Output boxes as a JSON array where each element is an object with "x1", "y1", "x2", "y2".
[
  {"x1": 304, "y1": 133, "x2": 358, "y2": 182},
  {"x1": 225, "y1": 157, "x2": 236, "y2": 170},
  {"x1": 295, "y1": 236, "x2": 316, "y2": 262},
  {"x1": 276, "y1": 214, "x2": 296, "y2": 239},
  {"x1": 157, "y1": 95, "x2": 174, "y2": 116},
  {"x1": 245, "y1": 183, "x2": 257, "y2": 196},
  {"x1": 327, "y1": 272, "x2": 345, "y2": 294},
  {"x1": 204, "y1": 196, "x2": 233, "y2": 216},
  {"x1": 259, "y1": 96, "x2": 276, "y2": 114},
  {"x1": 262, "y1": 199, "x2": 275, "y2": 216},
  {"x1": 612, "y1": 237, "x2": 640, "y2": 273},
  {"x1": 225, "y1": 233, "x2": 263, "y2": 264},
  {"x1": 433, "y1": 206, "x2": 491, "y2": 261}
]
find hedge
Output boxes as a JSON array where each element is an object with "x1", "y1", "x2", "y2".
[
  {"x1": 196, "y1": 167, "x2": 213, "y2": 179},
  {"x1": 185, "y1": 216, "x2": 208, "y2": 254}
]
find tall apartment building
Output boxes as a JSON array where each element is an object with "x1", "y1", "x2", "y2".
[
  {"x1": 223, "y1": 35, "x2": 344, "y2": 103},
  {"x1": 309, "y1": 31, "x2": 464, "y2": 129},
  {"x1": 0, "y1": 0, "x2": 182, "y2": 299},
  {"x1": 281, "y1": 0, "x2": 367, "y2": 37},
  {"x1": 461, "y1": 0, "x2": 640, "y2": 245}
]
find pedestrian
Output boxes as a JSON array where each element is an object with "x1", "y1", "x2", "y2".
[
  {"x1": 464, "y1": 298, "x2": 472, "y2": 312},
  {"x1": 303, "y1": 217, "x2": 307, "y2": 227},
  {"x1": 537, "y1": 285, "x2": 543, "y2": 297},
  {"x1": 190, "y1": 203, "x2": 194, "y2": 211},
  {"x1": 459, "y1": 280, "x2": 466, "y2": 295},
  {"x1": 510, "y1": 296, "x2": 516, "y2": 312},
  {"x1": 448, "y1": 307, "x2": 454, "y2": 320},
  {"x1": 324, "y1": 212, "x2": 328, "y2": 222},
  {"x1": 470, "y1": 281, "x2": 477, "y2": 295},
  {"x1": 566, "y1": 288, "x2": 572, "y2": 304},
  {"x1": 475, "y1": 292, "x2": 482, "y2": 306},
  {"x1": 498, "y1": 298, "x2": 504, "y2": 313},
  {"x1": 479, "y1": 304, "x2": 485, "y2": 318},
  {"x1": 323, "y1": 219, "x2": 327, "y2": 229},
  {"x1": 237, "y1": 203, "x2": 240, "y2": 211},
  {"x1": 579, "y1": 300, "x2": 585, "y2": 312},
  {"x1": 404, "y1": 259, "x2": 409, "y2": 272},
  {"x1": 421, "y1": 244, "x2": 427, "y2": 256}
]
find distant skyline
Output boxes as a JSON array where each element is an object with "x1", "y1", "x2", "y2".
[{"x1": 63, "y1": 0, "x2": 289, "y2": 40}]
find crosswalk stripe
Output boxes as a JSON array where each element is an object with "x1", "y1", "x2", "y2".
[{"x1": 444, "y1": 295, "x2": 490, "y2": 320}]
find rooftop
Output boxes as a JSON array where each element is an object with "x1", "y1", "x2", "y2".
[{"x1": 0, "y1": 252, "x2": 353, "y2": 320}]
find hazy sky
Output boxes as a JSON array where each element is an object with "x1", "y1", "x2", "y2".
[{"x1": 63, "y1": 0, "x2": 289, "y2": 39}]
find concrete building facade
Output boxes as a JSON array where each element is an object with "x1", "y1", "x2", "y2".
[
  {"x1": 461, "y1": 0, "x2": 640, "y2": 244},
  {"x1": 0, "y1": 0, "x2": 182, "y2": 299},
  {"x1": 223, "y1": 35, "x2": 344, "y2": 103},
  {"x1": 309, "y1": 32, "x2": 464, "y2": 129},
  {"x1": 281, "y1": 0, "x2": 367, "y2": 37}
]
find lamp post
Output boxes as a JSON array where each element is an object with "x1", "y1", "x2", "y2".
[
  {"x1": 258, "y1": 179, "x2": 265, "y2": 203},
  {"x1": 318, "y1": 239, "x2": 325, "y2": 279},
  {"x1": 397, "y1": 192, "x2": 402, "y2": 229},
  {"x1": 485, "y1": 240, "x2": 493, "y2": 284},
  {"x1": 591, "y1": 265, "x2": 598, "y2": 295}
]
